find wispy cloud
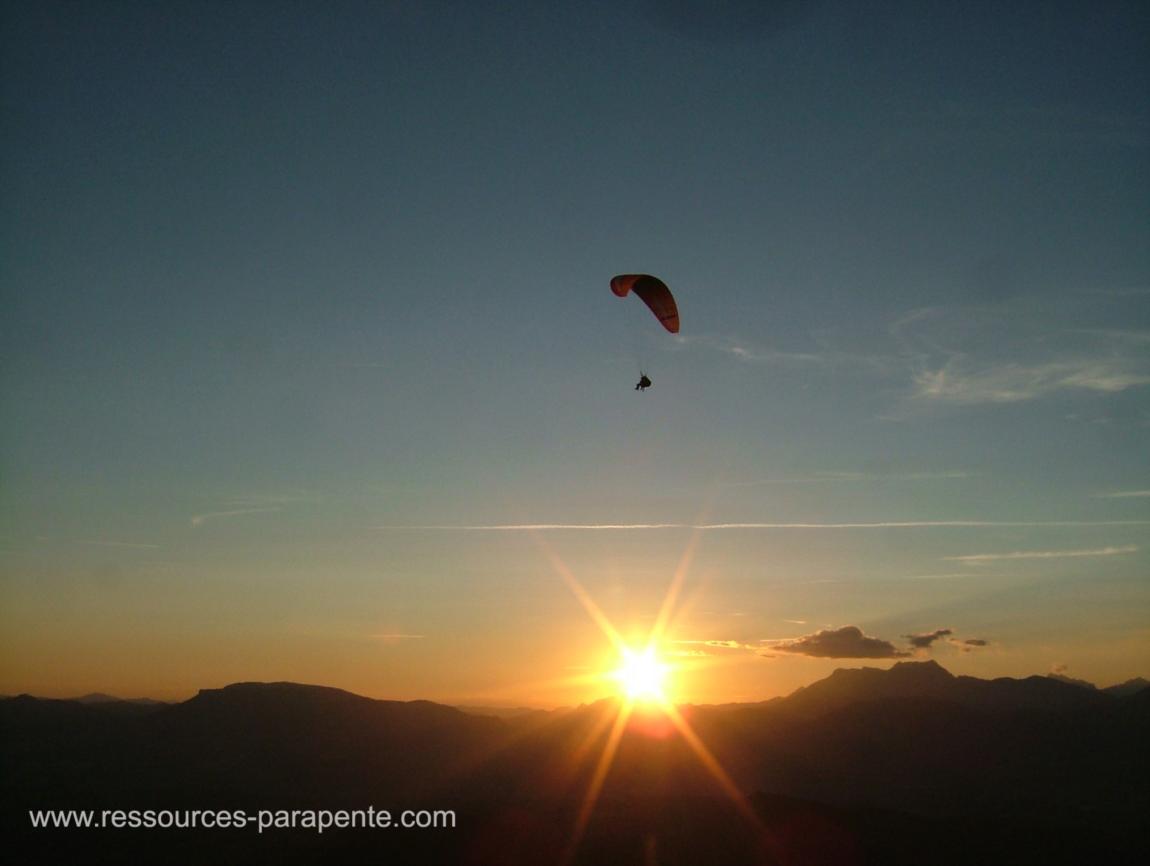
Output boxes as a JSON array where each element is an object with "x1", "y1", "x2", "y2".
[
  {"x1": 1089, "y1": 287, "x2": 1150, "y2": 298},
  {"x1": 904, "y1": 628, "x2": 953, "y2": 649},
  {"x1": 1071, "y1": 328, "x2": 1150, "y2": 342},
  {"x1": 913, "y1": 359, "x2": 1150, "y2": 404},
  {"x1": 190, "y1": 507, "x2": 281, "y2": 528},
  {"x1": 221, "y1": 492, "x2": 315, "y2": 507},
  {"x1": 372, "y1": 633, "x2": 425, "y2": 646},
  {"x1": 77, "y1": 539, "x2": 161, "y2": 550},
  {"x1": 945, "y1": 545, "x2": 1138, "y2": 563},
  {"x1": 686, "y1": 302, "x2": 1150, "y2": 415},
  {"x1": 379, "y1": 520, "x2": 1150, "y2": 532},
  {"x1": 675, "y1": 333, "x2": 829, "y2": 367},
  {"x1": 669, "y1": 638, "x2": 770, "y2": 657},
  {"x1": 676, "y1": 332, "x2": 895, "y2": 380},
  {"x1": 893, "y1": 306, "x2": 1150, "y2": 406},
  {"x1": 1092, "y1": 490, "x2": 1150, "y2": 499},
  {"x1": 891, "y1": 572, "x2": 1003, "y2": 581},
  {"x1": 726, "y1": 470, "x2": 971, "y2": 487}
]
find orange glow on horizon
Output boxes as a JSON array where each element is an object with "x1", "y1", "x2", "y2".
[{"x1": 535, "y1": 524, "x2": 770, "y2": 866}]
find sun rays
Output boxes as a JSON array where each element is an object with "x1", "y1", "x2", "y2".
[
  {"x1": 531, "y1": 528, "x2": 767, "y2": 865},
  {"x1": 613, "y1": 646, "x2": 668, "y2": 701}
]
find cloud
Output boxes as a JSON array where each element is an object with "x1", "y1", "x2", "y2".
[
  {"x1": 945, "y1": 545, "x2": 1138, "y2": 563},
  {"x1": 372, "y1": 633, "x2": 425, "y2": 646},
  {"x1": 676, "y1": 331, "x2": 896, "y2": 381},
  {"x1": 727, "y1": 470, "x2": 972, "y2": 487},
  {"x1": 895, "y1": 629, "x2": 988, "y2": 654},
  {"x1": 190, "y1": 507, "x2": 281, "y2": 528},
  {"x1": 904, "y1": 628, "x2": 953, "y2": 649},
  {"x1": 77, "y1": 539, "x2": 161, "y2": 550},
  {"x1": 670, "y1": 639, "x2": 757, "y2": 655},
  {"x1": 912, "y1": 360, "x2": 1150, "y2": 404},
  {"x1": 767, "y1": 626, "x2": 911, "y2": 659},
  {"x1": 892, "y1": 572, "x2": 1001, "y2": 581},
  {"x1": 380, "y1": 520, "x2": 1149, "y2": 532},
  {"x1": 949, "y1": 637, "x2": 989, "y2": 653},
  {"x1": 725, "y1": 342, "x2": 826, "y2": 366},
  {"x1": 891, "y1": 304, "x2": 1150, "y2": 408},
  {"x1": 1092, "y1": 489, "x2": 1150, "y2": 499},
  {"x1": 675, "y1": 333, "x2": 829, "y2": 367},
  {"x1": 686, "y1": 300, "x2": 1150, "y2": 419},
  {"x1": 1072, "y1": 327, "x2": 1150, "y2": 341}
]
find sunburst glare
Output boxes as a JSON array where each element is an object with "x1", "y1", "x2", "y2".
[{"x1": 613, "y1": 646, "x2": 668, "y2": 701}]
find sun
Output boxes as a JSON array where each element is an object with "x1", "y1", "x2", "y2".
[{"x1": 613, "y1": 646, "x2": 669, "y2": 702}]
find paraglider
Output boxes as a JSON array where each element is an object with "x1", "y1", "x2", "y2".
[
  {"x1": 611, "y1": 274, "x2": 679, "y2": 392},
  {"x1": 610, "y1": 274, "x2": 679, "y2": 334}
]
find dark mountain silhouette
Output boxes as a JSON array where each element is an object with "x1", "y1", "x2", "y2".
[
  {"x1": 779, "y1": 659, "x2": 1113, "y2": 716},
  {"x1": 4, "y1": 663, "x2": 1146, "y2": 865},
  {"x1": 1102, "y1": 676, "x2": 1150, "y2": 697},
  {"x1": 73, "y1": 692, "x2": 166, "y2": 706},
  {"x1": 73, "y1": 691, "x2": 125, "y2": 703},
  {"x1": 1047, "y1": 672, "x2": 1098, "y2": 689},
  {"x1": 1043, "y1": 673, "x2": 1150, "y2": 697},
  {"x1": 455, "y1": 704, "x2": 553, "y2": 720}
]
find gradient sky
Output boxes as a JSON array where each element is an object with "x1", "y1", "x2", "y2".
[{"x1": 2, "y1": 0, "x2": 1148, "y2": 705}]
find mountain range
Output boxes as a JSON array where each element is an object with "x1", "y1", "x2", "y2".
[{"x1": 4, "y1": 661, "x2": 1146, "y2": 864}]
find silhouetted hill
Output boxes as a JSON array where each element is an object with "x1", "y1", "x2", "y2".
[
  {"x1": 780, "y1": 659, "x2": 1112, "y2": 716},
  {"x1": 4, "y1": 665, "x2": 1146, "y2": 864},
  {"x1": 73, "y1": 692, "x2": 166, "y2": 706},
  {"x1": 138, "y1": 682, "x2": 508, "y2": 806},
  {"x1": 455, "y1": 704, "x2": 552, "y2": 720},
  {"x1": 73, "y1": 691, "x2": 125, "y2": 703},
  {"x1": 1103, "y1": 676, "x2": 1150, "y2": 697},
  {"x1": 1047, "y1": 672, "x2": 1097, "y2": 689}
]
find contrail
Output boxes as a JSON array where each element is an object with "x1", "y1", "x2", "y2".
[
  {"x1": 78, "y1": 539, "x2": 162, "y2": 549},
  {"x1": 191, "y1": 507, "x2": 281, "y2": 528},
  {"x1": 945, "y1": 545, "x2": 1139, "y2": 562},
  {"x1": 376, "y1": 520, "x2": 1150, "y2": 532}
]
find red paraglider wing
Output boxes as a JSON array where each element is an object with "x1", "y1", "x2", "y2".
[{"x1": 610, "y1": 274, "x2": 680, "y2": 334}]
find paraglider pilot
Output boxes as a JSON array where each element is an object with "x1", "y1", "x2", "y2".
[{"x1": 610, "y1": 274, "x2": 677, "y2": 395}]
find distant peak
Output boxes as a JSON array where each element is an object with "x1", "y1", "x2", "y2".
[
  {"x1": 189, "y1": 681, "x2": 368, "y2": 705},
  {"x1": 1101, "y1": 677, "x2": 1150, "y2": 697},
  {"x1": 202, "y1": 681, "x2": 351, "y2": 695},
  {"x1": 74, "y1": 692, "x2": 123, "y2": 704},
  {"x1": 890, "y1": 659, "x2": 953, "y2": 677},
  {"x1": 1047, "y1": 673, "x2": 1097, "y2": 690}
]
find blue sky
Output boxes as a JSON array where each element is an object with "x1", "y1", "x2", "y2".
[{"x1": 1, "y1": 0, "x2": 1147, "y2": 703}]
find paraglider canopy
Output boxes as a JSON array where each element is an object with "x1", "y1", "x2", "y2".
[{"x1": 610, "y1": 274, "x2": 679, "y2": 334}]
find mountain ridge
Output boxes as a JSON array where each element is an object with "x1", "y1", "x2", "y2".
[
  {"x1": 3, "y1": 661, "x2": 1146, "y2": 864},
  {"x1": 16, "y1": 660, "x2": 1148, "y2": 715}
]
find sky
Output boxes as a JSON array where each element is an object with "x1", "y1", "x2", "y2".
[{"x1": 1, "y1": 0, "x2": 1148, "y2": 705}]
